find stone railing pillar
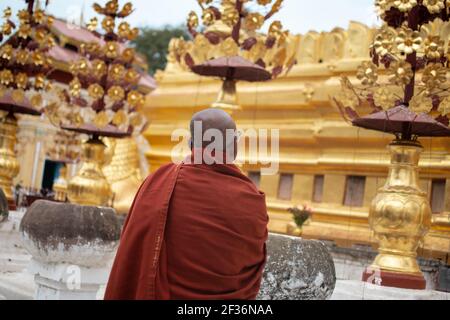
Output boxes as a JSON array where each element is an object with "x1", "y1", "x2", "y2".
[
  {"x1": 19, "y1": 200, "x2": 120, "y2": 300},
  {"x1": 258, "y1": 234, "x2": 336, "y2": 300}
]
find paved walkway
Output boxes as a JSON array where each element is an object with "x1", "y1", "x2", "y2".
[{"x1": 331, "y1": 280, "x2": 450, "y2": 300}]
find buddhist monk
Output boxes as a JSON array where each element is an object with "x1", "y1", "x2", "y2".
[{"x1": 104, "y1": 108, "x2": 269, "y2": 300}]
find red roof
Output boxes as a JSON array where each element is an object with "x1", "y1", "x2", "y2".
[
  {"x1": 49, "y1": 19, "x2": 156, "y2": 91},
  {"x1": 51, "y1": 19, "x2": 102, "y2": 45}
]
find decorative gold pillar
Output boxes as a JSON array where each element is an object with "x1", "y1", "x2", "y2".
[
  {"x1": 53, "y1": 165, "x2": 68, "y2": 202},
  {"x1": 67, "y1": 138, "x2": 112, "y2": 207},
  {"x1": 363, "y1": 139, "x2": 432, "y2": 289},
  {"x1": 0, "y1": 113, "x2": 20, "y2": 202},
  {"x1": 103, "y1": 137, "x2": 144, "y2": 215},
  {"x1": 211, "y1": 79, "x2": 240, "y2": 112}
]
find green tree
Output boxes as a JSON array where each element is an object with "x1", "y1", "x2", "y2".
[{"x1": 132, "y1": 25, "x2": 190, "y2": 75}]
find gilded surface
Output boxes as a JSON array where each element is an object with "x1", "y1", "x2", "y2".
[
  {"x1": 67, "y1": 139, "x2": 112, "y2": 207},
  {"x1": 103, "y1": 137, "x2": 147, "y2": 214},
  {"x1": 369, "y1": 141, "x2": 432, "y2": 275},
  {"x1": 144, "y1": 22, "x2": 450, "y2": 262},
  {"x1": 0, "y1": 115, "x2": 20, "y2": 200}
]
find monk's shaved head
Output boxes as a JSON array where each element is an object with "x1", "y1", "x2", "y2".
[{"x1": 190, "y1": 108, "x2": 238, "y2": 157}]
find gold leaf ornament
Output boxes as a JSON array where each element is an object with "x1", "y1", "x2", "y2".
[
  {"x1": 268, "y1": 21, "x2": 283, "y2": 37},
  {"x1": 438, "y1": 96, "x2": 450, "y2": 116},
  {"x1": 187, "y1": 11, "x2": 199, "y2": 29},
  {"x1": 18, "y1": 24, "x2": 31, "y2": 39},
  {"x1": 88, "y1": 84, "x2": 104, "y2": 100},
  {"x1": 373, "y1": 87, "x2": 399, "y2": 110},
  {"x1": 244, "y1": 13, "x2": 265, "y2": 31},
  {"x1": 87, "y1": 17, "x2": 98, "y2": 31},
  {"x1": 3, "y1": 7, "x2": 12, "y2": 19},
  {"x1": 393, "y1": 0, "x2": 418, "y2": 12},
  {"x1": 71, "y1": 58, "x2": 90, "y2": 76},
  {"x1": 127, "y1": 90, "x2": 144, "y2": 108},
  {"x1": 118, "y1": 22, "x2": 131, "y2": 38},
  {"x1": 104, "y1": 41, "x2": 119, "y2": 59},
  {"x1": 2, "y1": 22, "x2": 13, "y2": 35},
  {"x1": 388, "y1": 61, "x2": 413, "y2": 86},
  {"x1": 423, "y1": 35, "x2": 444, "y2": 60},
  {"x1": 409, "y1": 93, "x2": 434, "y2": 114},
  {"x1": 356, "y1": 61, "x2": 379, "y2": 86},
  {"x1": 0, "y1": 69, "x2": 14, "y2": 85},
  {"x1": 31, "y1": 51, "x2": 45, "y2": 66},
  {"x1": 109, "y1": 64, "x2": 125, "y2": 81},
  {"x1": 422, "y1": 0, "x2": 445, "y2": 13},
  {"x1": 15, "y1": 73, "x2": 28, "y2": 89},
  {"x1": 122, "y1": 48, "x2": 135, "y2": 63},
  {"x1": 17, "y1": 10, "x2": 30, "y2": 23},
  {"x1": 0, "y1": 44, "x2": 13, "y2": 61},
  {"x1": 105, "y1": 0, "x2": 120, "y2": 15},
  {"x1": 102, "y1": 16, "x2": 115, "y2": 33},
  {"x1": 91, "y1": 59, "x2": 107, "y2": 76},
  {"x1": 125, "y1": 69, "x2": 140, "y2": 84},
  {"x1": 395, "y1": 27, "x2": 422, "y2": 55},
  {"x1": 372, "y1": 26, "x2": 396, "y2": 56},
  {"x1": 34, "y1": 74, "x2": 46, "y2": 90},
  {"x1": 107, "y1": 86, "x2": 125, "y2": 102},
  {"x1": 422, "y1": 63, "x2": 447, "y2": 90},
  {"x1": 94, "y1": 111, "x2": 109, "y2": 128},
  {"x1": 221, "y1": 4, "x2": 239, "y2": 27},
  {"x1": 337, "y1": 78, "x2": 359, "y2": 109},
  {"x1": 33, "y1": 9, "x2": 46, "y2": 24},
  {"x1": 30, "y1": 94, "x2": 43, "y2": 108},
  {"x1": 118, "y1": 3, "x2": 134, "y2": 17},
  {"x1": 202, "y1": 8, "x2": 216, "y2": 26},
  {"x1": 220, "y1": 37, "x2": 239, "y2": 56},
  {"x1": 112, "y1": 109, "x2": 127, "y2": 126},
  {"x1": 69, "y1": 77, "x2": 82, "y2": 97}
]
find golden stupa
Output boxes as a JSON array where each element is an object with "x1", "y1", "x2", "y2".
[{"x1": 143, "y1": 21, "x2": 450, "y2": 264}]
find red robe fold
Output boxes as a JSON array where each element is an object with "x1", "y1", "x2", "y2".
[{"x1": 104, "y1": 160, "x2": 268, "y2": 300}]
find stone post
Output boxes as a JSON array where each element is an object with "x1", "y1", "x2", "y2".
[
  {"x1": 19, "y1": 200, "x2": 120, "y2": 300},
  {"x1": 258, "y1": 234, "x2": 336, "y2": 300}
]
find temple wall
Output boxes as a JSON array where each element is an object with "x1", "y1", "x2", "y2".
[{"x1": 143, "y1": 22, "x2": 450, "y2": 262}]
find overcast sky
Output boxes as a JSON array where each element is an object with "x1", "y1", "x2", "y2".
[{"x1": 1, "y1": 0, "x2": 380, "y2": 34}]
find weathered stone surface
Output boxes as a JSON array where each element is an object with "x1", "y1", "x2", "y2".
[
  {"x1": 258, "y1": 234, "x2": 336, "y2": 300},
  {"x1": 19, "y1": 201, "x2": 121, "y2": 300},
  {"x1": 20, "y1": 200, "x2": 120, "y2": 267}
]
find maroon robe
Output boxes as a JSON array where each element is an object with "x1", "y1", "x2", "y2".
[{"x1": 104, "y1": 158, "x2": 268, "y2": 300}]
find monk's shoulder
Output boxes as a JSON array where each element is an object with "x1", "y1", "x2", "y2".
[
  {"x1": 139, "y1": 162, "x2": 178, "y2": 188},
  {"x1": 147, "y1": 163, "x2": 177, "y2": 178}
]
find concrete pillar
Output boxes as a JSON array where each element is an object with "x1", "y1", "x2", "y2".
[{"x1": 19, "y1": 200, "x2": 120, "y2": 300}]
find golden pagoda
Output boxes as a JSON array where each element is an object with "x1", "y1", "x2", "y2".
[{"x1": 144, "y1": 21, "x2": 450, "y2": 264}]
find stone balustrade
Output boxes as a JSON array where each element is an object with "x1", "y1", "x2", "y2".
[
  {"x1": 18, "y1": 200, "x2": 336, "y2": 300},
  {"x1": 19, "y1": 201, "x2": 120, "y2": 300}
]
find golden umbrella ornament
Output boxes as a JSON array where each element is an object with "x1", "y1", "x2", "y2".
[
  {"x1": 45, "y1": 0, "x2": 150, "y2": 207},
  {"x1": 172, "y1": 0, "x2": 298, "y2": 113},
  {"x1": 0, "y1": 1, "x2": 55, "y2": 208},
  {"x1": 333, "y1": 0, "x2": 450, "y2": 290}
]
